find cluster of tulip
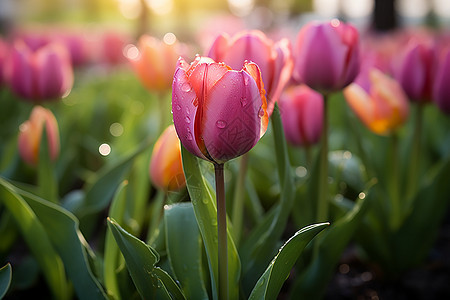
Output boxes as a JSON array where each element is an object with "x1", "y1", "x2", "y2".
[{"x1": 1, "y1": 16, "x2": 450, "y2": 300}]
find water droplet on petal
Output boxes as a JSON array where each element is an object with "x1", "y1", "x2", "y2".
[
  {"x1": 240, "y1": 97, "x2": 247, "y2": 107},
  {"x1": 216, "y1": 120, "x2": 226, "y2": 128},
  {"x1": 186, "y1": 107, "x2": 190, "y2": 114},
  {"x1": 244, "y1": 76, "x2": 249, "y2": 86},
  {"x1": 176, "y1": 104, "x2": 181, "y2": 111},
  {"x1": 186, "y1": 131, "x2": 193, "y2": 141},
  {"x1": 181, "y1": 82, "x2": 192, "y2": 92},
  {"x1": 185, "y1": 116, "x2": 191, "y2": 123},
  {"x1": 193, "y1": 98, "x2": 199, "y2": 107},
  {"x1": 258, "y1": 106, "x2": 265, "y2": 118}
]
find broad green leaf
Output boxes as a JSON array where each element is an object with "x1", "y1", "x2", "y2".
[
  {"x1": 0, "y1": 178, "x2": 108, "y2": 300},
  {"x1": 0, "y1": 178, "x2": 69, "y2": 300},
  {"x1": 164, "y1": 203, "x2": 209, "y2": 300},
  {"x1": 240, "y1": 104, "x2": 295, "y2": 295},
  {"x1": 249, "y1": 223, "x2": 329, "y2": 300},
  {"x1": 38, "y1": 124, "x2": 58, "y2": 203},
  {"x1": 104, "y1": 181, "x2": 129, "y2": 300},
  {"x1": 107, "y1": 218, "x2": 186, "y2": 300},
  {"x1": 290, "y1": 194, "x2": 370, "y2": 299},
  {"x1": 181, "y1": 147, "x2": 241, "y2": 300},
  {"x1": 78, "y1": 137, "x2": 152, "y2": 218},
  {"x1": 0, "y1": 263, "x2": 12, "y2": 299}
]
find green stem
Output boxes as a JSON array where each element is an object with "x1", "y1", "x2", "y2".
[
  {"x1": 406, "y1": 103, "x2": 424, "y2": 205},
  {"x1": 304, "y1": 144, "x2": 312, "y2": 170},
  {"x1": 388, "y1": 132, "x2": 401, "y2": 230},
  {"x1": 214, "y1": 163, "x2": 228, "y2": 300},
  {"x1": 316, "y1": 94, "x2": 329, "y2": 223},
  {"x1": 231, "y1": 153, "x2": 249, "y2": 246},
  {"x1": 158, "y1": 92, "x2": 168, "y2": 134},
  {"x1": 146, "y1": 190, "x2": 165, "y2": 245}
]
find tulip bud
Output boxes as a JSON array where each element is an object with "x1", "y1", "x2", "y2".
[
  {"x1": 18, "y1": 106, "x2": 60, "y2": 166},
  {"x1": 293, "y1": 19, "x2": 360, "y2": 93},
  {"x1": 207, "y1": 30, "x2": 293, "y2": 115},
  {"x1": 433, "y1": 48, "x2": 450, "y2": 114},
  {"x1": 5, "y1": 40, "x2": 73, "y2": 102},
  {"x1": 343, "y1": 69, "x2": 409, "y2": 135},
  {"x1": 392, "y1": 40, "x2": 435, "y2": 102},
  {"x1": 149, "y1": 125, "x2": 186, "y2": 191},
  {"x1": 126, "y1": 35, "x2": 182, "y2": 93},
  {"x1": 172, "y1": 56, "x2": 268, "y2": 164},
  {"x1": 279, "y1": 85, "x2": 323, "y2": 147}
]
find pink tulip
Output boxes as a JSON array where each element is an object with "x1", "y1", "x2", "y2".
[
  {"x1": 433, "y1": 47, "x2": 450, "y2": 114},
  {"x1": 18, "y1": 106, "x2": 60, "y2": 166},
  {"x1": 126, "y1": 35, "x2": 182, "y2": 93},
  {"x1": 293, "y1": 19, "x2": 360, "y2": 93},
  {"x1": 172, "y1": 56, "x2": 268, "y2": 164},
  {"x1": 207, "y1": 30, "x2": 293, "y2": 115},
  {"x1": 0, "y1": 38, "x2": 7, "y2": 87},
  {"x1": 392, "y1": 39, "x2": 435, "y2": 102},
  {"x1": 279, "y1": 84, "x2": 323, "y2": 147},
  {"x1": 343, "y1": 68, "x2": 409, "y2": 135},
  {"x1": 149, "y1": 125, "x2": 186, "y2": 191},
  {"x1": 4, "y1": 40, "x2": 73, "y2": 102}
]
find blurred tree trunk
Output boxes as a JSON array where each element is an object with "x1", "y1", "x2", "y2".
[{"x1": 373, "y1": 0, "x2": 397, "y2": 31}]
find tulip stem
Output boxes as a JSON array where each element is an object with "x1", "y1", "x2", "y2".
[
  {"x1": 231, "y1": 153, "x2": 248, "y2": 246},
  {"x1": 214, "y1": 163, "x2": 228, "y2": 300},
  {"x1": 406, "y1": 102, "x2": 423, "y2": 206},
  {"x1": 316, "y1": 93, "x2": 329, "y2": 223},
  {"x1": 388, "y1": 132, "x2": 401, "y2": 229}
]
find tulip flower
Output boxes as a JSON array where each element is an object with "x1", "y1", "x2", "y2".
[
  {"x1": 279, "y1": 84, "x2": 323, "y2": 147},
  {"x1": 172, "y1": 55, "x2": 268, "y2": 164},
  {"x1": 392, "y1": 39, "x2": 435, "y2": 102},
  {"x1": 126, "y1": 35, "x2": 181, "y2": 93},
  {"x1": 293, "y1": 19, "x2": 360, "y2": 93},
  {"x1": 0, "y1": 38, "x2": 7, "y2": 87},
  {"x1": 4, "y1": 40, "x2": 74, "y2": 102},
  {"x1": 18, "y1": 106, "x2": 60, "y2": 166},
  {"x1": 207, "y1": 30, "x2": 293, "y2": 115},
  {"x1": 343, "y1": 68, "x2": 409, "y2": 135},
  {"x1": 149, "y1": 125, "x2": 186, "y2": 191},
  {"x1": 172, "y1": 55, "x2": 267, "y2": 300},
  {"x1": 433, "y1": 48, "x2": 450, "y2": 114}
]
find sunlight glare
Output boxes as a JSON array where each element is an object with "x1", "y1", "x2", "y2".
[
  {"x1": 145, "y1": 0, "x2": 173, "y2": 15},
  {"x1": 116, "y1": 0, "x2": 141, "y2": 20}
]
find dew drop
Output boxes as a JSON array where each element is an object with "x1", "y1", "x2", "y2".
[
  {"x1": 202, "y1": 197, "x2": 209, "y2": 204},
  {"x1": 240, "y1": 97, "x2": 247, "y2": 107},
  {"x1": 185, "y1": 116, "x2": 191, "y2": 124},
  {"x1": 186, "y1": 106, "x2": 190, "y2": 114},
  {"x1": 181, "y1": 82, "x2": 192, "y2": 92},
  {"x1": 244, "y1": 76, "x2": 249, "y2": 86},
  {"x1": 193, "y1": 98, "x2": 199, "y2": 107},
  {"x1": 186, "y1": 131, "x2": 193, "y2": 141},
  {"x1": 175, "y1": 104, "x2": 181, "y2": 111},
  {"x1": 258, "y1": 106, "x2": 265, "y2": 118},
  {"x1": 211, "y1": 219, "x2": 217, "y2": 226},
  {"x1": 216, "y1": 120, "x2": 226, "y2": 128}
]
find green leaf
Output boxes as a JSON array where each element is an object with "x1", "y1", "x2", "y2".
[
  {"x1": 38, "y1": 123, "x2": 58, "y2": 203},
  {"x1": 249, "y1": 223, "x2": 329, "y2": 300},
  {"x1": 164, "y1": 203, "x2": 209, "y2": 300},
  {"x1": 107, "y1": 218, "x2": 186, "y2": 300},
  {"x1": 0, "y1": 178, "x2": 108, "y2": 300},
  {"x1": 78, "y1": 138, "x2": 152, "y2": 218},
  {"x1": 290, "y1": 193, "x2": 371, "y2": 299},
  {"x1": 240, "y1": 104, "x2": 296, "y2": 295},
  {"x1": 0, "y1": 178, "x2": 69, "y2": 300},
  {"x1": 0, "y1": 263, "x2": 12, "y2": 299},
  {"x1": 181, "y1": 147, "x2": 241, "y2": 300},
  {"x1": 104, "y1": 181, "x2": 129, "y2": 300}
]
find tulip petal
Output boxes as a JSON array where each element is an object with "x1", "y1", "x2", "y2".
[
  {"x1": 395, "y1": 45, "x2": 427, "y2": 100},
  {"x1": 172, "y1": 65, "x2": 208, "y2": 161},
  {"x1": 207, "y1": 33, "x2": 230, "y2": 62},
  {"x1": 6, "y1": 43, "x2": 35, "y2": 100},
  {"x1": 200, "y1": 70, "x2": 262, "y2": 163},
  {"x1": 434, "y1": 51, "x2": 450, "y2": 114}
]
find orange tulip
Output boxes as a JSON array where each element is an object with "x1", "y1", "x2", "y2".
[
  {"x1": 149, "y1": 125, "x2": 185, "y2": 191},
  {"x1": 127, "y1": 35, "x2": 181, "y2": 93},
  {"x1": 344, "y1": 69, "x2": 409, "y2": 135},
  {"x1": 18, "y1": 106, "x2": 60, "y2": 166}
]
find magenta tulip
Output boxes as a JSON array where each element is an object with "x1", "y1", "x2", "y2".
[
  {"x1": 293, "y1": 19, "x2": 360, "y2": 93},
  {"x1": 4, "y1": 40, "x2": 73, "y2": 102},
  {"x1": 392, "y1": 39, "x2": 435, "y2": 102},
  {"x1": 279, "y1": 84, "x2": 323, "y2": 147},
  {"x1": 172, "y1": 56, "x2": 268, "y2": 164},
  {"x1": 207, "y1": 30, "x2": 293, "y2": 115},
  {"x1": 0, "y1": 38, "x2": 7, "y2": 87},
  {"x1": 433, "y1": 48, "x2": 450, "y2": 114}
]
